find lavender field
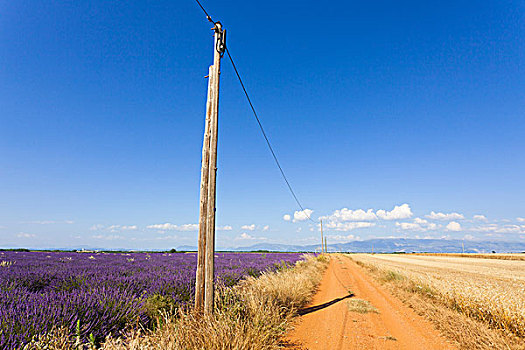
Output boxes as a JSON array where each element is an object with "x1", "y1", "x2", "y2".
[{"x1": 0, "y1": 250, "x2": 302, "y2": 349}]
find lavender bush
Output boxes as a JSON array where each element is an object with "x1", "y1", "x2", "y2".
[{"x1": 0, "y1": 251, "x2": 302, "y2": 349}]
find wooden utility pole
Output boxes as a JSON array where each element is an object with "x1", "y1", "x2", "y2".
[
  {"x1": 195, "y1": 65, "x2": 212, "y2": 314},
  {"x1": 320, "y1": 219, "x2": 324, "y2": 253},
  {"x1": 195, "y1": 21, "x2": 226, "y2": 315}
]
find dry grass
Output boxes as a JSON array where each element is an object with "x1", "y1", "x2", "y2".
[
  {"x1": 346, "y1": 299, "x2": 378, "y2": 314},
  {"x1": 349, "y1": 254, "x2": 525, "y2": 350},
  {"x1": 22, "y1": 327, "x2": 87, "y2": 350},
  {"x1": 25, "y1": 254, "x2": 328, "y2": 350},
  {"x1": 412, "y1": 253, "x2": 525, "y2": 261}
]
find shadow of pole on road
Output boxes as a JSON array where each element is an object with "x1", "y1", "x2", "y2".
[{"x1": 297, "y1": 293, "x2": 355, "y2": 316}]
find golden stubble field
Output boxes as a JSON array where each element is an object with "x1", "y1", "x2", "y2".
[{"x1": 349, "y1": 254, "x2": 525, "y2": 338}]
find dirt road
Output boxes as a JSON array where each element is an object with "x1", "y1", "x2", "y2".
[{"x1": 284, "y1": 255, "x2": 456, "y2": 350}]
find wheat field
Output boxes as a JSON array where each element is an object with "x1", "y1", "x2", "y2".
[{"x1": 349, "y1": 254, "x2": 525, "y2": 337}]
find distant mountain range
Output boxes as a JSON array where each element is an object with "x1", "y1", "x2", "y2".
[
  {"x1": 209, "y1": 238, "x2": 525, "y2": 254},
  {"x1": 6, "y1": 239, "x2": 524, "y2": 254}
]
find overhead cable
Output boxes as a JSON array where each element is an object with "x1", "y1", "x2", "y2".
[{"x1": 192, "y1": 0, "x2": 316, "y2": 223}]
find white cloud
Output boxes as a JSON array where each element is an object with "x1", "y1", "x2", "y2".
[
  {"x1": 107, "y1": 225, "x2": 120, "y2": 232},
  {"x1": 27, "y1": 220, "x2": 74, "y2": 225},
  {"x1": 426, "y1": 211, "x2": 465, "y2": 221},
  {"x1": 473, "y1": 215, "x2": 487, "y2": 221},
  {"x1": 495, "y1": 225, "x2": 524, "y2": 234},
  {"x1": 175, "y1": 224, "x2": 199, "y2": 231},
  {"x1": 446, "y1": 221, "x2": 462, "y2": 231},
  {"x1": 484, "y1": 232, "x2": 503, "y2": 238},
  {"x1": 17, "y1": 232, "x2": 36, "y2": 238},
  {"x1": 322, "y1": 208, "x2": 377, "y2": 222},
  {"x1": 146, "y1": 223, "x2": 198, "y2": 231},
  {"x1": 90, "y1": 224, "x2": 138, "y2": 232},
  {"x1": 321, "y1": 204, "x2": 412, "y2": 229},
  {"x1": 293, "y1": 209, "x2": 313, "y2": 222},
  {"x1": 324, "y1": 221, "x2": 375, "y2": 232},
  {"x1": 473, "y1": 224, "x2": 499, "y2": 232},
  {"x1": 241, "y1": 224, "x2": 256, "y2": 231},
  {"x1": 396, "y1": 218, "x2": 440, "y2": 232},
  {"x1": 471, "y1": 223, "x2": 525, "y2": 234},
  {"x1": 517, "y1": 217, "x2": 525, "y2": 222},
  {"x1": 427, "y1": 223, "x2": 439, "y2": 230},
  {"x1": 148, "y1": 224, "x2": 231, "y2": 232},
  {"x1": 414, "y1": 217, "x2": 428, "y2": 224},
  {"x1": 238, "y1": 233, "x2": 254, "y2": 240},
  {"x1": 147, "y1": 223, "x2": 177, "y2": 230},
  {"x1": 414, "y1": 235, "x2": 436, "y2": 239},
  {"x1": 262, "y1": 225, "x2": 269, "y2": 231},
  {"x1": 326, "y1": 234, "x2": 360, "y2": 242},
  {"x1": 374, "y1": 235, "x2": 410, "y2": 239},
  {"x1": 464, "y1": 234, "x2": 475, "y2": 240},
  {"x1": 92, "y1": 234, "x2": 124, "y2": 240},
  {"x1": 376, "y1": 204, "x2": 413, "y2": 220},
  {"x1": 396, "y1": 222, "x2": 421, "y2": 231},
  {"x1": 283, "y1": 214, "x2": 291, "y2": 221},
  {"x1": 235, "y1": 233, "x2": 267, "y2": 241}
]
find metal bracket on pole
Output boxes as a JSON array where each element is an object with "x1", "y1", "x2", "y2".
[{"x1": 214, "y1": 22, "x2": 226, "y2": 56}]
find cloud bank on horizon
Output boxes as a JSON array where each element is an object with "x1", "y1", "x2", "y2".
[{"x1": 2, "y1": 203, "x2": 524, "y2": 249}]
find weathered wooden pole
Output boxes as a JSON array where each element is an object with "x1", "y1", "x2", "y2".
[
  {"x1": 196, "y1": 22, "x2": 225, "y2": 315},
  {"x1": 206, "y1": 22, "x2": 225, "y2": 315},
  {"x1": 194, "y1": 65, "x2": 214, "y2": 313}
]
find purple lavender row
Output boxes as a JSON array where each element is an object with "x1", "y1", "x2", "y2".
[{"x1": 0, "y1": 251, "x2": 302, "y2": 349}]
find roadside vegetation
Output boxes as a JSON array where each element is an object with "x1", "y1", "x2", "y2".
[
  {"x1": 24, "y1": 254, "x2": 328, "y2": 350},
  {"x1": 411, "y1": 253, "x2": 525, "y2": 261},
  {"x1": 348, "y1": 254, "x2": 525, "y2": 350}
]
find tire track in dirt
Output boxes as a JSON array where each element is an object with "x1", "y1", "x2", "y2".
[{"x1": 284, "y1": 255, "x2": 457, "y2": 349}]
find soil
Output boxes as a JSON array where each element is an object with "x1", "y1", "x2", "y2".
[{"x1": 284, "y1": 255, "x2": 457, "y2": 350}]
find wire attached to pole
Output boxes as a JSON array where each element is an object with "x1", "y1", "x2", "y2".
[
  {"x1": 225, "y1": 47, "x2": 315, "y2": 223},
  {"x1": 194, "y1": 0, "x2": 214, "y2": 23},
  {"x1": 192, "y1": 0, "x2": 315, "y2": 224}
]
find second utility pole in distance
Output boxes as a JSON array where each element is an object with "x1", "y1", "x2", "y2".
[{"x1": 195, "y1": 21, "x2": 226, "y2": 315}]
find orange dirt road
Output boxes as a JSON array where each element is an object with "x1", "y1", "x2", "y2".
[{"x1": 284, "y1": 255, "x2": 456, "y2": 350}]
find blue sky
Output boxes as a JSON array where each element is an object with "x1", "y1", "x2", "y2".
[{"x1": 1, "y1": 0, "x2": 524, "y2": 249}]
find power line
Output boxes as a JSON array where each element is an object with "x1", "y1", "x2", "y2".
[
  {"x1": 192, "y1": 0, "x2": 315, "y2": 224},
  {"x1": 194, "y1": 0, "x2": 214, "y2": 23},
  {"x1": 225, "y1": 48, "x2": 315, "y2": 223}
]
